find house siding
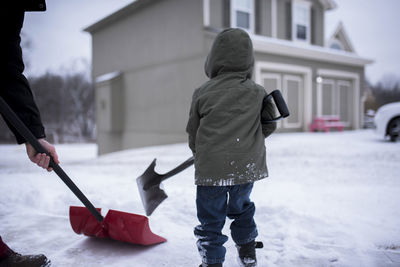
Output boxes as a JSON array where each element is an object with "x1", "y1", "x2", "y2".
[
  {"x1": 310, "y1": 0, "x2": 324, "y2": 46},
  {"x1": 120, "y1": 55, "x2": 205, "y2": 150},
  {"x1": 88, "y1": 0, "x2": 371, "y2": 154},
  {"x1": 277, "y1": 0, "x2": 292, "y2": 40},
  {"x1": 208, "y1": 0, "x2": 230, "y2": 29},
  {"x1": 92, "y1": 0, "x2": 204, "y2": 78},
  {"x1": 256, "y1": 0, "x2": 273, "y2": 37},
  {"x1": 91, "y1": 0, "x2": 206, "y2": 154},
  {"x1": 209, "y1": 0, "x2": 225, "y2": 29}
]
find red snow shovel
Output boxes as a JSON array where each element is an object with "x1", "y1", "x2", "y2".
[{"x1": 0, "y1": 97, "x2": 166, "y2": 246}]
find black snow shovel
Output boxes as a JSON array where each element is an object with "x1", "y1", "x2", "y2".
[
  {"x1": 136, "y1": 89, "x2": 289, "y2": 216},
  {"x1": 137, "y1": 156, "x2": 194, "y2": 216},
  {"x1": 0, "y1": 96, "x2": 166, "y2": 245}
]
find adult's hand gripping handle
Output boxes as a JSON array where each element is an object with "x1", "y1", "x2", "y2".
[{"x1": 0, "y1": 96, "x2": 104, "y2": 222}]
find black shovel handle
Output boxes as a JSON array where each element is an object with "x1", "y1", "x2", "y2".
[
  {"x1": 0, "y1": 96, "x2": 104, "y2": 222},
  {"x1": 261, "y1": 90, "x2": 290, "y2": 123},
  {"x1": 160, "y1": 156, "x2": 194, "y2": 182},
  {"x1": 142, "y1": 156, "x2": 194, "y2": 190}
]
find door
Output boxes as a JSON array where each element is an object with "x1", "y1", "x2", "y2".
[
  {"x1": 262, "y1": 73, "x2": 282, "y2": 128},
  {"x1": 261, "y1": 73, "x2": 304, "y2": 130},
  {"x1": 337, "y1": 80, "x2": 353, "y2": 126},
  {"x1": 318, "y1": 79, "x2": 354, "y2": 127},
  {"x1": 321, "y1": 79, "x2": 335, "y2": 116},
  {"x1": 283, "y1": 75, "x2": 303, "y2": 129}
]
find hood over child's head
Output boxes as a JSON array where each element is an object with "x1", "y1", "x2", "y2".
[{"x1": 204, "y1": 28, "x2": 255, "y2": 79}]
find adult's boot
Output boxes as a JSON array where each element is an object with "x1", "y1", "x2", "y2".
[
  {"x1": 198, "y1": 263, "x2": 222, "y2": 267},
  {"x1": 0, "y1": 250, "x2": 50, "y2": 267}
]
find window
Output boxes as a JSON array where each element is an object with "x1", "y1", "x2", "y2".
[
  {"x1": 318, "y1": 79, "x2": 353, "y2": 127},
  {"x1": 231, "y1": 0, "x2": 254, "y2": 33},
  {"x1": 330, "y1": 43, "x2": 342, "y2": 50},
  {"x1": 292, "y1": 0, "x2": 311, "y2": 43},
  {"x1": 329, "y1": 39, "x2": 344, "y2": 50}
]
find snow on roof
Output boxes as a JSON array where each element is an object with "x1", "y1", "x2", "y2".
[
  {"x1": 249, "y1": 32, "x2": 372, "y2": 67},
  {"x1": 95, "y1": 71, "x2": 122, "y2": 83}
]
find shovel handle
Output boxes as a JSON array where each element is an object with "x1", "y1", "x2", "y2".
[
  {"x1": 261, "y1": 90, "x2": 290, "y2": 123},
  {"x1": 160, "y1": 156, "x2": 194, "y2": 183},
  {"x1": 0, "y1": 96, "x2": 104, "y2": 223}
]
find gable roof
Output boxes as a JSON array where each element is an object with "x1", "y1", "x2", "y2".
[
  {"x1": 84, "y1": 0, "x2": 154, "y2": 33},
  {"x1": 84, "y1": 0, "x2": 337, "y2": 33},
  {"x1": 319, "y1": 0, "x2": 337, "y2": 10},
  {"x1": 326, "y1": 21, "x2": 355, "y2": 53}
]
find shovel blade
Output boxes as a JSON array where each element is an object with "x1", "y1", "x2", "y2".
[
  {"x1": 136, "y1": 159, "x2": 168, "y2": 216},
  {"x1": 70, "y1": 207, "x2": 108, "y2": 238},
  {"x1": 69, "y1": 206, "x2": 166, "y2": 246}
]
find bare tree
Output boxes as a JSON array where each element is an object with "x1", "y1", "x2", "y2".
[
  {"x1": 21, "y1": 32, "x2": 33, "y2": 73},
  {"x1": 28, "y1": 71, "x2": 95, "y2": 143},
  {"x1": 0, "y1": 34, "x2": 34, "y2": 143},
  {"x1": 371, "y1": 74, "x2": 400, "y2": 108},
  {"x1": 0, "y1": 31, "x2": 95, "y2": 143}
]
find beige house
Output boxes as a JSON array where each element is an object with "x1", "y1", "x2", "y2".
[{"x1": 85, "y1": 0, "x2": 373, "y2": 155}]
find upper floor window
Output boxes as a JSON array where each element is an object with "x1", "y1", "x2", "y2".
[
  {"x1": 292, "y1": 0, "x2": 311, "y2": 43},
  {"x1": 231, "y1": 0, "x2": 254, "y2": 33},
  {"x1": 329, "y1": 39, "x2": 344, "y2": 50}
]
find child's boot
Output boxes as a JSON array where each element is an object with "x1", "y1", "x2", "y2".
[{"x1": 236, "y1": 240, "x2": 263, "y2": 267}]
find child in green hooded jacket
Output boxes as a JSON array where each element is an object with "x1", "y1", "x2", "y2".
[{"x1": 186, "y1": 28, "x2": 277, "y2": 267}]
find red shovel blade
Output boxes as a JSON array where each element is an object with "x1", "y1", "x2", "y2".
[
  {"x1": 70, "y1": 207, "x2": 108, "y2": 238},
  {"x1": 69, "y1": 206, "x2": 166, "y2": 246}
]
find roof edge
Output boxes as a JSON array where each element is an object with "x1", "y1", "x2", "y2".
[
  {"x1": 250, "y1": 34, "x2": 373, "y2": 67},
  {"x1": 319, "y1": 0, "x2": 337, "y2": 11},
  {"x1": 83, "y1": 0, "x2": 152, "y2": 33},
  {"x1": 203, "y1": 28, "x2": 372, "y2": 67}
]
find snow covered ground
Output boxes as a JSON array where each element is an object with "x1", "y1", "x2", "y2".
[{"x1": 0, "y1": 130, "x2": 399, "y2": 267}]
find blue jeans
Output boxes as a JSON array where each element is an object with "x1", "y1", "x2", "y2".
[{"x1": 194, "y1": 183, "x2": 258, "y2": 265}]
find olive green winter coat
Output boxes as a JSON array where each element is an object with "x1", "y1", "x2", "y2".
[{"x1": 186, "y1": 28, "x2": 276, "y2": 186}]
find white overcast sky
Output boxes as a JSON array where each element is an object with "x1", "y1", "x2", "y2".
[{"x1": 22, "y1": 0, "x2": 400, "y2": 84}]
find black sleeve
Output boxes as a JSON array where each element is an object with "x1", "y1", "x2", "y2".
[
  {"x1": 186, "y1": 90, "x2": 200, "y2": 155},
  {"x1": 0, "y1": 9, "x2": 45, "y2": 144},
  {"x1": 261, "y1": 92, "x2": 277, "y2": 138}
]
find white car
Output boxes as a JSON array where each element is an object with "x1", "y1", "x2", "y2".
[{"x1": 374, "y1": 102, "x2": 400, "y2": 142}]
